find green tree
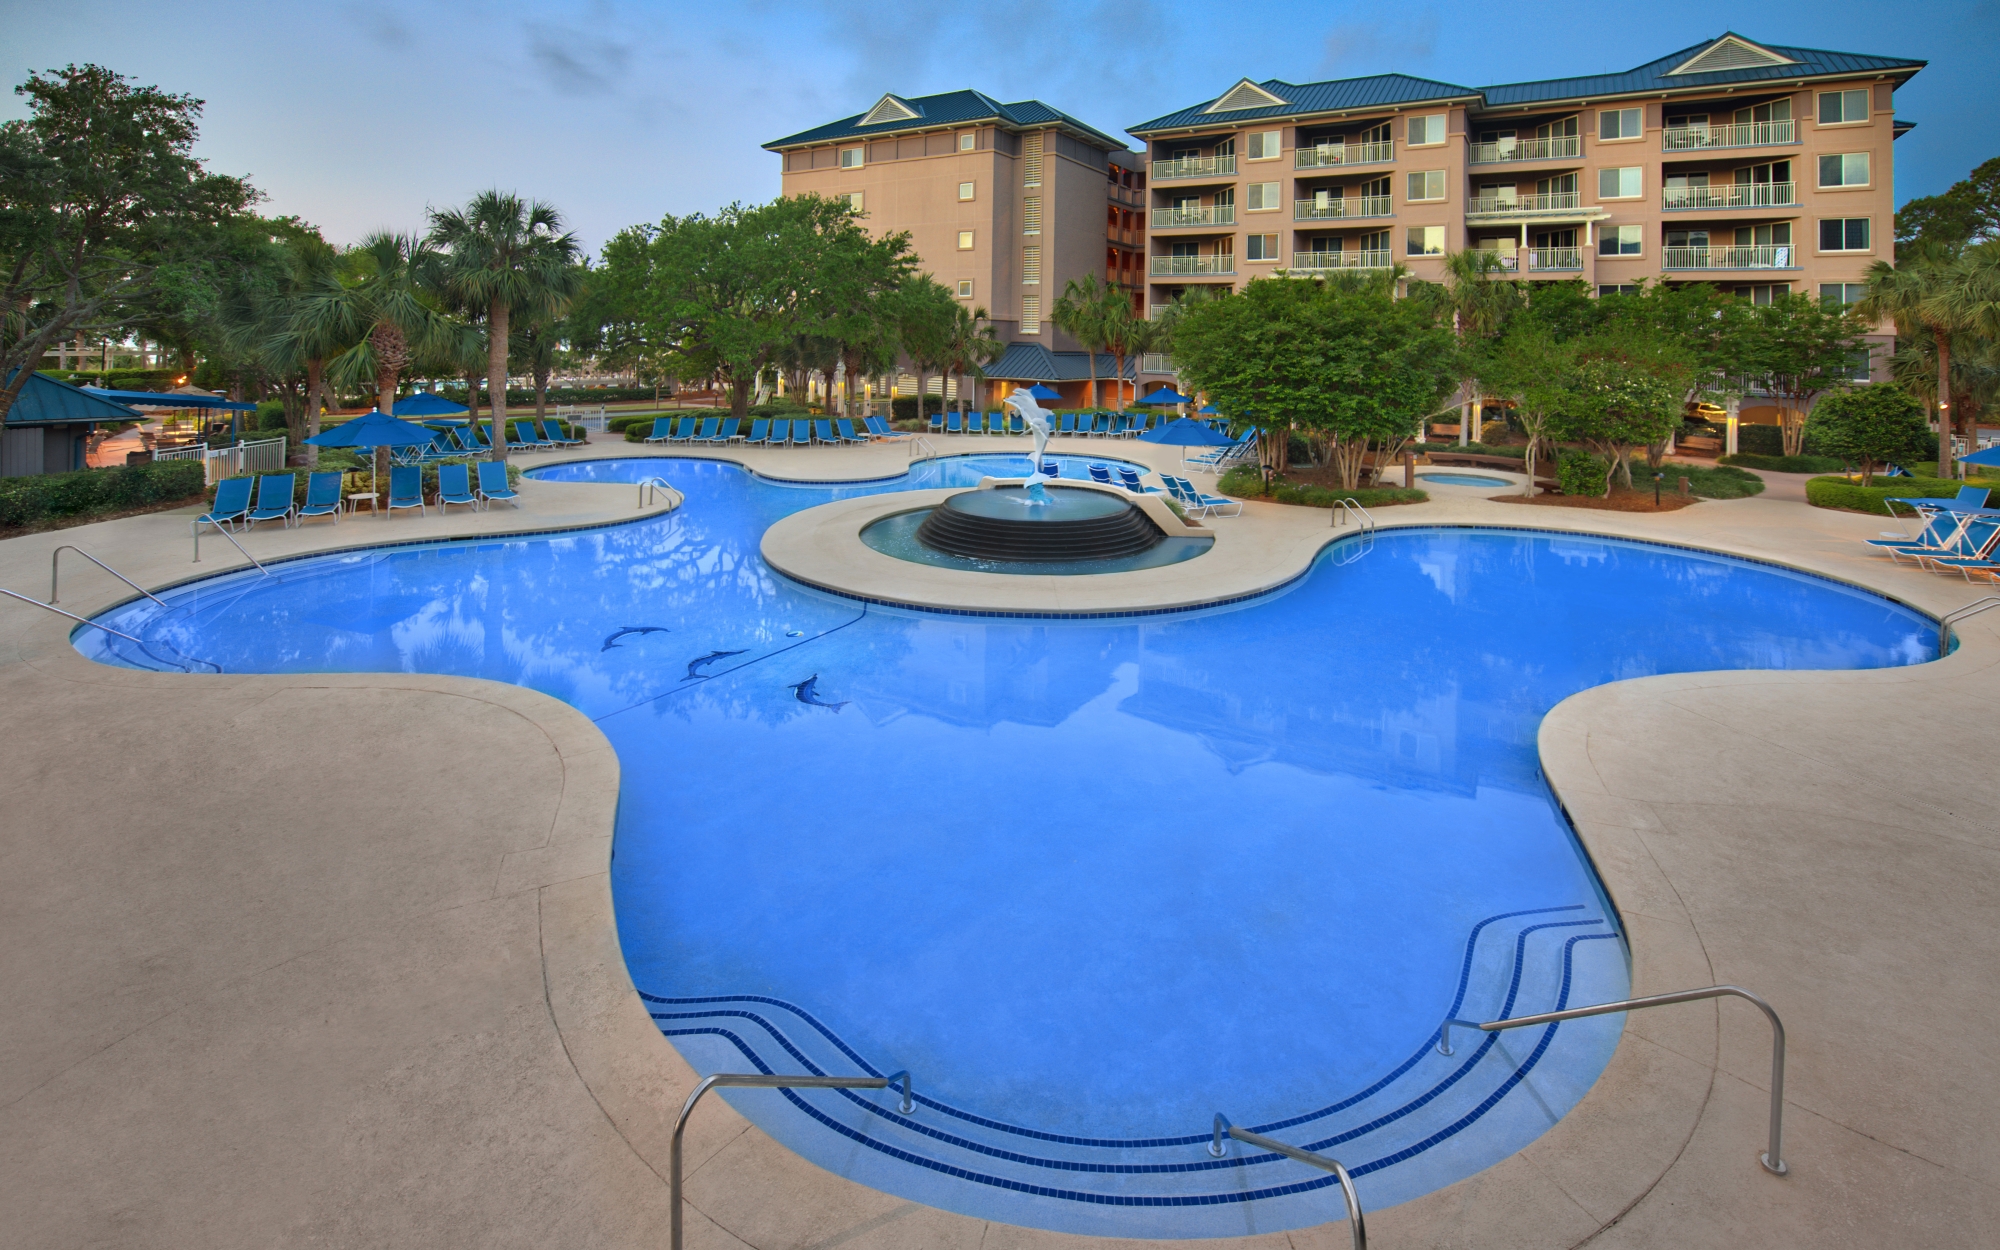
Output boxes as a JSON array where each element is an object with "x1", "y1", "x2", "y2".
[
  {"x1": 1810, "y1": 385, "x2": 1933, "y2": 485},
  {"x1": 1548, "y1": 338, "x2": 1689, "y2": 495},
  {"x1": 942, "y1": 303, "x2": 1002, "y2": 420},
  {"x1": 1481, "y1": 330, "x2": 1577, "y2": 488},
  {"x1": 1859, "y1": 242, "x2": 2000, "y2": 474},
  {"x1": 893, "y1": 276, "x2": 958, "y2": 419},
  {"x1": 1732, "y1": 293, "x2": 1865, "y2": 457},
  {"x1": 428, "y1": 191, "x2": 581, "y2": 459},
  {"x1": 0, "y1": 63, "x2": 255, "y2": 421},
  {"x1": 1896, "y1": 156, "x2": 2000, "y2": 252},
  {"x1": 1409, "y1": 250, "x2": 1523, "y2": 443},
  {"x1": 1051, "y1": 274, "x2": 1110, "y2": 408}
]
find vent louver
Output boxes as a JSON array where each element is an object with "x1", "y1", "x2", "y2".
[
  {"x1": 1205, "y1": 79, "x2": 1290, "y2": 113},
  {"x1": 860, "y1": 94, "x2": 922, "y2": 126},
  {"x1": 1667, "y1": 36, "x2": 1798, "y2": 76}
]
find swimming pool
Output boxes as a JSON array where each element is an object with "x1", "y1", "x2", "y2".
[
  {"x1": 1417, "y1": 472, "x2": 1515, "y2": 487},
  {"x1": 78, "y1": 453, "x2": 1935, "y2": 1237}
]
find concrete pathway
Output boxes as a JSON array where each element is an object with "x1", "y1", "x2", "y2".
[{"x1": 2, "y1": 436, "x2": 1996, "y2": 1249}]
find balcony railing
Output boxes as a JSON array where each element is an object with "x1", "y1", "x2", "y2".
[
  {"x1": 1293, "y1": 195, "x2": 1393, "y2": 220},
  {"x1": 1468, "y1": 135, "x2": 1582, "y2": 165},
  {"x1": 1151, "y1": 254, "x2": 1236, "y2": 276},
  {"x1": 1527, "y1": 247, "x2": 1583, "y2": 271},
  {"x1": 1661, "y1": 120, "x2": 1797, "y2": 151},
  {"x1": 1465, "y1": 191, "x2": 1583, "y2": 215},
  {"x1": 1151, "y1": 155, "x2": 1237, "y2": 181},
  {"x1": 1293, "y1": 141, "x2": 1394, "y2": 169},
  {"x1": 1140, "y1": 353, "x2": 1176, "y2": 374},
  {"x1": 1661, "y1": 244, "x2": 1798, "y2": 270},
  {"x1": 1662, "y1": 182, "x2": 1798, "y2": 211},
  {"x1": 1287, "y1": 250, "x2": 1394, "y2": 271},
  {"x1": 1151, "y1": 205, "x2": 1236, "y2": 229}
]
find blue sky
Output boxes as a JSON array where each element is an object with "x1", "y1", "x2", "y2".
[{"x1": 3, "y1": 0, "x2": 1990, "y2": 253}]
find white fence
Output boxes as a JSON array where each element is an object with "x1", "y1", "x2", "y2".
[
  {"x1": 152, "y1": 443, "x2": 208, "y2": 463},
  {"x1": 201, "y1": 437, "x2": 287, "y2": 484},
  {"x1": 551, "y1": 404, "x2": 609, "y2": 431}
]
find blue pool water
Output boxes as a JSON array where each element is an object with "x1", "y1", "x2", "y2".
[
  {"x1": 79, "y1": 454, "x2": 1935, "y2": 1237},
  {"x1": 1418, "y1": 472, "x2": 1515, "y2": 487}
]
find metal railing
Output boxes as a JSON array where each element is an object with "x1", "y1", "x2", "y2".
[
  {"x1": 1287, "y1": 250, "x2": 1394, "y2": 271},
  {"x1": 1151, "y1": 205, "x2": 1235, "y2": 229},
  {"x1": 1528, "y1": 246, "x2": 1583, "y2": 271},
  {"x1": 670, "y1": 1072, "x2": 912, "y2": 1250},
  {"x1": 1209, "y1": 1116, "x2": 1366, "y2": 1248},
  {"x1": 202, "y1": 437, "x2": 288, "y2": 484},
  {"x1": 1140, "y1": 353, "x2": 1176, "y2": 374},
  {"x1": 1663, "y1": 182, "x2": 1797, "y2": 211},
  {"x1": 1661, "y1": 244, "x2": 1797, "y2": 270},
  {"x1": 0, "y1": 589, "x2": 150, "y2": 648},
  {"x1": 50, "y1": 545, "x2": 166, "y2": 609},
  {"x1": 1151, "y1": 154, "x2": 1236, "y2": 181},
  {"x1": 151, "y1": 442, "x2": 208, "y2": 462},
  {"x1": 1466, "y1": 191, "x2": 1582, "y2": 215},
  {"x1": 1331, "y1": 497, "x2": 1377, "y2": 530},
  {"x1": 1294, "y1": 141, "x2": 1394, "y2": 168},
  {"x1": 190, "y1": 517, "x2": 271, "y2": 572},
  {"x1": 1439, "y1": 984, "x2": 1789, "y2": 1176},
  {"x1": 1294, "y1": 195, "x2": 1393, "y2": 220},
  {"x1": 636, "y1": 477, "x2": 682, "y2": 510},
  {"x1": 1662, "y1": 120, "x2": 1797, "y2": 151},
  {"x1": 909, "y1": 435, "x2": 940, "y2": 460},
  {"x1": 1938, "y1": 597, "x2": 2000, "y2": 657},
  {"x1": 1468, "y1": 134, "x2": 1582, "y2": 164},
  {"x1": 1151, "y1": 254, "x2": 1236, "y2": 276}
]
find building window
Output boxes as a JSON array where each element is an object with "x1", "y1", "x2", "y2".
[
  {"x1": 1598, "y1": 167, "x2": 1642, "y2": 199},
  {"x1": 1820, "y1": 282, "x2": 1867, "y2": 306},
  {"x1": 1246, "y1": 130, "x2": 1282, "y2": 160},
  {"x1": 1599, "y1": 224, "x2": 1642, "y2": 256},
  {"x1": 1023, "y1": 196, "x2": 1041, "y2": 234},
  {"x1": 959, "y1": 131, "x2": 976, "y2": 150},
  {"x1": 1598, "y1": 284, "x2": 1641, "y2": 297},
  {"x1": 1731, "y1": 283, "x2": 1789, "y2": 305},
  {"x1": 1819, "y1": 218, "x2": 1871, "y2": 251},
  {"x1": 1021, "y1": 296, "x2": 1041, "y2": 334},
  {"x1": 1599, "y1": 107, "x2": 1642, "y2": 140},
  {"x1": 957, "y1": 230, "x2": 975, "y2": 250},
  {"x1": 959, "y1": 181, "x2": 975, "y2": 201},
  {"x1": 1022, "y1": 245, "x2": 1041, "y2": 284},
  {"x1": 956, "y1": 279, "x2": 974, "y2": 298},
  {"x1": 842, "y1": 192, "x2": 863, "y2": 212},
  {"x1": 1246, "y1": 233, "x2": 1280, "y2": 262},
  {"x1": 1407, "y1": 225, "x2": 1444, "y2": 256},
  {"x1": 1818, "y1": 152, "x2": 1870, "y2": 188},
  {"x1": 1406, "y1": 170, "x2": 1445, "y2": 202},
  {"x1": 1408, "y1": 114, "x2": 1446, "y2": 146},
  {"x1": 1022, "y1": 133, "x2": 1042, "y2": 187},
  {"x1": 1246, "y1": 182, "x2": 1281, "y2": 211},
  {"x1": 840, "y1": 147, "x2": 863, "y2": 168},
  {"x1": 1818, "y1": 89, "x2": 1871, "y2": 125}
]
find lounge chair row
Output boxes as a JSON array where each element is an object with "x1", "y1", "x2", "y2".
[
  {"x1": 393, "y1": 419, "x2": 582, "y2": 463},
  {"x1": 640, "y1": 417, "x2": 896, "y2": 447},
  {"x1": 1864, "y1": 487, "x2": 2000, "y2": 581},
  {"x1": 1077, "y1": 462, "x2": 1240, "y2": 518},
  {"x1": 926, "y1": 411, "x2": 1157, "y2": 438},
  {"x1": 192, "y1": 463, "x2": 521, "y2": 533}
]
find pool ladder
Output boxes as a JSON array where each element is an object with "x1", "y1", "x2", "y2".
[
  {"x1": 1209, "y1": 1116, "x2": 1367, "y2": 1248},
  {"x1": 1938, "y1": 597, "x2": 2000, "y2": 658},
  {"x1": 1331, "y1": 498, "x2": 1377, "y2": 530},
  {"x1": 637, "y1": 477, "x2": 684, "y2": 511},
  {"x1": 2, "y1": 545, "x2": 169, "y2": 649}
]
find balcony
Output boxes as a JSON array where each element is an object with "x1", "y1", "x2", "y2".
[
  {"x1": 1140, "y1": 353, "x2": 1176, "y2": 374},
  {"x1": 1151, "y1": 205, "x2": 1236, "y2": 229},
  {"x1": 1151, "y1": 254, "x2": 1236, "y2": 276},
  {"x1": 1661, "y1": 120, "x2": 1797, "y2": 152},
  {"x1": 1465, "y1": 192, "x2": 1584, "y2": 216},
  {"x1": 1661, "y1": 182, "x2": 1798, "y2": 211},
  {"x1": 1287, "y1": 250, "x2": 1394, "y2": 271},
  {"x1": 1293, "y1": 140, "x2": 1394, "y2": 169},
  {"x1": 1660, "y1": 244, "x2": 1799, "y2": 271},
  {"x1": 1468, "y1": 135, "x2": 1582, "y2": 165},
  {"x1": 1293, "y1": 195, "x2": 1393, "y2": 221},
  {"x1": 1151, "y1": 155, "x2": 1237, "y2": 181},
  {"x1": 1527, "y1": 247, "x2": 1582, "y2": 271}
]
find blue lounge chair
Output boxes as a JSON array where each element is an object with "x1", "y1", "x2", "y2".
[
  {"x1": 695, "y1": 418, "x2": 734, "y2": 444},
  {"x1": 769, "y1": 419, "x2": 793, "y2": 446},
  {"x1": 1117, "y1": 466, "x2": 1163, "y2": 494},
  {"x1": 296, "y1": 471, "x2": 344, "y2": 524},
  {"x1": 1008, "y1": 414, "x2": 1025, "y2": 436},
  {"x1": 1167, "y1": 475, "x2": 1241, "y2": 518},
  {"x1": 245, "y1": 473, "x2": 297, "y2": 529},
  {"x1": 435, "y1": 462, "x2": 478, "y2": 514},
  {"x1": 1126, "y1": 414, "x2": 1151, "y2": 437},
  {"x1": 864, "y1": 417, "x2": 891, "y2": 438},
  {"x1": 1088, "y1": 463, "x2": 1115, "y2": 485},
  {"x1": 813, "y1": 420, "x2": 835, "y2": 445},
  {"x1": 1056, "y1": 414, "x2": 1076, "y2": 437},
  {"x1": 194, "y1": 476, "x2": 255, "y2": 534},
  {"x1": 643, "y1": 417, "x2": 675, "y2": 443},
  {"x1": 836, "y1": 418, "x2": 868, "y2": 445},
  {"x1": 1868, "y1": 508, "x2": 1979, "y2": 562},
  {"x1": 1092, "y1": 414, "x2": 1113, "y2": 436},
  {"x1": 510, "y1": 420, "x2": 552, "y2": 449},
  {"x1": 387, "y1": 465, "x2": 425, "y2": 516},
  {"x1": 538, "y1": 419, "x2": 583, "y2": 447},
  {"x1": 686, "y1": 418, "x2": 717, "y2": 444},
  {"x1": 745, "y1": 419, "x2": 771, "y2": 446},
  {"x1": 1887, "y1": 486, "x2": 1990, "y2": 512},
  {"x1": 663, "y1": 417, "x2": 694, "y2": 443},
  {"x1": 463, "y1": 423, "x2": 491, "y2": 449},
  {"x1": 927, "y1": 412, "x2": 945, "y2": 434},
  {"x1": 476, "y1": 461, "x2": 518, "y2": 509},
  {"x1": 944, "y1": 412, "x2": 963, "y2": 435},
  {"x1": 1919, "y1": 516, "x2": 2000, "y2": 577}
]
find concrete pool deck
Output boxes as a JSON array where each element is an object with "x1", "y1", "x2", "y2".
[{"x1": 2, "y1": 433, "x2": 1996, "y2": 1248}]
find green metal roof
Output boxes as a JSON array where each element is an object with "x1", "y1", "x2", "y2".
[
  {"x1": 764, "y1": 89, "x2": 1129, "y2": 153},
  {"x1": 3, "y1": 371, "x2": 141, "y2": 426}
]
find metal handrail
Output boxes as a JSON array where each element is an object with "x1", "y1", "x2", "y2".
[
  {"x1": 1439, "y1": 984, "x2": 1789, "y2": 1176},
  {"x1": 670, "y1": 1071, "x2": 912, "y2": 1250},
  {"x1": 1331, "y1": 498, "x2": 1377, "y2": 530},
  {"x1": 909, "y1": 435, "x2": 939, "y2": 461},
  {"x1": 637, "y1": 476, "x2": 682, "y2": 510},
  {"x1": 1208, "y1": 1116, "x2": 1366, "y2": 1249},
  {"x1": 190, "y1": 519, "x2": 270, "y2": 573},
  {"x1": 51, "y1": 545, "x2": 166, "y2": 609},
  {"x1": 1938, "y1": 597, "x2": 2000, "y2": 657},
  {"x1": 0, "y1": 588, "x2": 148, "y2": 647}
]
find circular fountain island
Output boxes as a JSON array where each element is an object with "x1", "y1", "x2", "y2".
[{"x1": 863, "y1": 480, "x2": 1212, "y2": 576}]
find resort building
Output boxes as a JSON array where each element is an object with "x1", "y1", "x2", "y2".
[
  {"x1": 1129, "y1": 33, "x2": 1922, "y2": 382},
  {"x1": 764, "y1": 90, "x2": 1146, "y2": 407}
]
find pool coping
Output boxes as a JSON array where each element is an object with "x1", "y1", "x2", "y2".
[{"x1": 6, "y1": 448, "x2": 1997, "y2": 1248}]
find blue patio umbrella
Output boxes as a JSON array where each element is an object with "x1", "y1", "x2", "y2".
[
  {"x1": 1198, "y1": 404, "x2": 1218, "y2": 413},
  {"x1": 1025, "y1": 383, "x2": 1062, "y2": 400},
  {"x1": 305, "y1": 410, "x2": 441, "y2": 512},
  {"x1": 393, "y1": 391, "x2": 469, "y2": 418},
  {"x1": 1140, "y1": 415, "x2": 1235, "y2": 470},
  {"x1": 1959, "y1": 444, "x2": 2000, "y2": 467},
  {"x1": 1138, "y1": 385, "x2": 1192, "y2": 406}
]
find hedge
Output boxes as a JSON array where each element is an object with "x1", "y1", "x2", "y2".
[
  {"x1": 890, "y1": 396, "x2": 946, "y2": 420},
  {"x1": 1410, "y1": 440, "x2": 1527, "y2": 459},
  {"x1": 1218, "y1": 464, "x2": 1426, "y2": 509},
  {"x1": 1719, "y1": 453, "x2": 1846, "y2": 474},
  {"x1": 0, "y1": 460, "x2": 207, "y2": 529},
  {"x1": 1805, "y1": 475, "x2": 1995, "y2": 516}
]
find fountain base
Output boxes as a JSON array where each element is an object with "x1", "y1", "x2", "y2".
[{"x1": 914, "y1": 485, "x2": 1164, "y2": 562}]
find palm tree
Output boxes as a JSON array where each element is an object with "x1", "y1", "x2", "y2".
[
  {"x1": 428, "y1": 192, "x2": 582, "y2": 459},
  {"x1": 944, "y1": 304, "x2": 1004, "y2": 419},
  {"x1": 1861, "y1": 241, "x2": 2000, "y2": 474},
  {"x1": 1052, "y1": 274, "x2": 1111, "y2": 408},
  {"x1": 1412, "y1": 251, "x2": 1522, "y2": 444},
  {"x1": 1098, "y1": 293, "x2": 1147, "y2": 410},
  {"x1": 894, "y1": 277, "x2": 958, "y2": 424}
]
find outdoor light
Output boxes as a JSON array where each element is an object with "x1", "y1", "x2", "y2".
[{"x1": 1654, "y1": 471, "x2": 1663, "y2": 506}]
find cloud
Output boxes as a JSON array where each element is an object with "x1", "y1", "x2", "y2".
[
  {"x1": 525, "y1": 21, "x2": 632, "y2": 96},
  {"x1": 348, "y1": 3, "x2": 413, "y2": 49},
  {"x1": 1319, "y1": 14, "x2": 1438, "y2": 75}
]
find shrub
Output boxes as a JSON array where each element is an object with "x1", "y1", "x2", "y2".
[
  {"x1": 1719, "y1": 453, "x2": 1847, "y2": 474},
  {"x1": 1735, "y1": 424, "x2": 1786, "y2": 457},
  {"x1": 1809, "y1": 386, "x2": 1934, "y2": 485},
  {"x1": 0, "y1": 460, "x2": 207, "y2": 529},
  {"x1": 1666, "y1": 464, "x2": 1764, "y2": 499},
  {"x1": 748, "y1": 400, "x2": 812, "y2": 418},
  {"x1": 1805, "y1": 475, "x2": 1988, "y2": 516},
  {"x1": 1411, "y1": 440, "x2": 1527, "y2": 458},
  {"x1": 1218, "y1": 464, "x2": 1426, "y2": 509},
  {"x1": 1556, "y1": 450, "x2": 1605, "y2": 496},
  {"x1": 890, "y1": 396, "x2": 946, "y2": 421},
  {"x1": 255, "y1": 399, "x2": 288, "y2": 431}
]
